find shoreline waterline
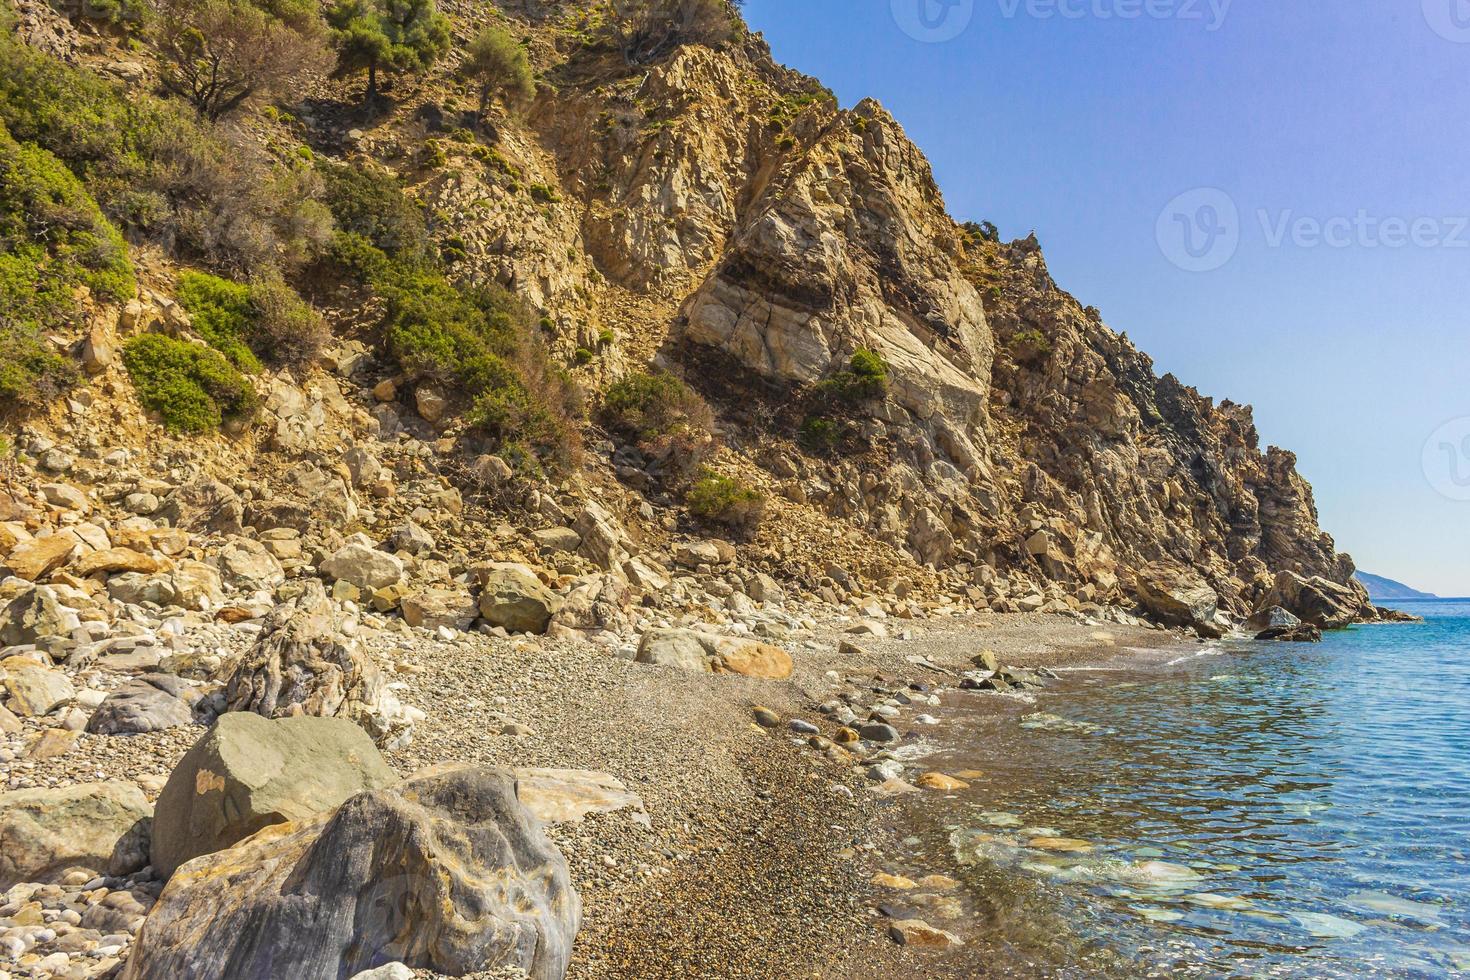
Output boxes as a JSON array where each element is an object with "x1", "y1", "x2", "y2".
[{"x1": 872, "y1": 601, "x2": 1470, "y2": 978}]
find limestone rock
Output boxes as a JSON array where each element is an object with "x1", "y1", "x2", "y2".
[
  {"x1": 2, "y1": 658, "x2": 75, "y2": 716},
  {"x1": 3, "y1": 535, "x2": 77, "y2": 581},
  {"x1": 1135, "y1": 565, "x2": 1225, "y2": 637},
  {"x1": 321, "y1": 542, "x2": 406, "y2": 592},
  {"x1": 513, "y1": 768, "x2": 650, "y2": 828},
  {"x1": 634, "y1": 629, "x2": 793, "y2": 679},
  {"x1": 73, "y1": 547, "x2": 163, "y2": 576},
  {"x1": 214, "y1": 538, "x2": 286, "y2": 591},
  {"x1": 401, "y1": 588, "x2": 479, "y2": 631},
  {"x1": 0, "y1": 782, "x2": 152, "y2": 888},
  {"x1": 149, "y1": 711, "x2": 399, "y2": 878},
  {"x1": 0, "y1": 585, "x2": 80, "y2": 646},
  {"x1": 128, "y1": 766, "x2": 579, "y2": 980},
  {"x1": 414, "y1": 383, "x2": 448, "y2": 423},
  {"x1": 475, "y1": 563, "x2": 561, "y2": 634},
  {"x1": 1261, "y1": 570, "x2": 1370, "y2": 630}
]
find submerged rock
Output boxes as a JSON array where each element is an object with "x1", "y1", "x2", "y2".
[{"x1": 126, "y1": 766, "x2": 580, "y2": 980}]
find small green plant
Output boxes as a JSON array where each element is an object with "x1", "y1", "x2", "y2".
[
  {"x1": 574, "y1": 346, "x2": 594, "y2": 364},
  {"x1": 686, "y1": 469, "x2": 766, "y2": 536},
  {"x1": 597, "y1": 328, "x2": 614, "y2": 346},
  {"x1": 798, "y1": 415, "x2": 840, "y2": 453},
  {"x1": 176, "y1": 271, "x2": 262, "y2": 372},
  {"x1": 1009, "y1": 328, "x2": 1052, "y2": 365},
  {"x1": 122, "y1": 333, "x2": 257, "y2": 432},
  {"x1": 817, "y1": 348, "x2": 888, "y2": 402},
  {"x1": 529, "y1": 182, "x2": 561, "y2": 204}
]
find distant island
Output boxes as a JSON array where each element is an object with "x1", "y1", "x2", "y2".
[{"x1": 1355, "y1": 572, "x2": 1439, "y2": 601}]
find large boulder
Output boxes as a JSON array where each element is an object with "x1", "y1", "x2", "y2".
[
  {"x1": 400, "y1": 588, "x2": 479, "y2": 632},
  {"x1": 321, "y1": 542, "x2": 405, "y2": 592},
  {"x1": 0, "y1": 585, "x2": 80, "y2": 646},
  {"x1": 475, "y1": 563, "x2": 561, "y2": 634},
  {"x1": 1135, "y1": 565, "x2": 1225, "y2": 637},
  {"x1": 125, "y1": 766, "x2": 579, "y2": 980},
  {"x1": 214, "y1": 538, "x2": 286, "y2": 591},
  {"x1": 87, "y1": 673, "x2": 199, "y2": 735},
  {"x1": 0, "y1": 782, "x2": 152, "y2": 888},
  {"x1": 1261, "y1": 570, "x2": 1371, "y2": 629},
  {"x1": 149, "y1": 712, "x2": 399, "y2": 878},
  {"x1": 224, "y1": 580, "x2": 407, "y2": 743},
  {"x1": 634, "y1": 629, "x2": 794, "y2": 679}
]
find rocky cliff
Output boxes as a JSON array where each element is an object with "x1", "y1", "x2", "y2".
[{"x1": 3, "y1": 0, "x2": 1373, "y2": 629}]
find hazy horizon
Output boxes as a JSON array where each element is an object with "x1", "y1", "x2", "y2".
[{"x1": 743, "y1": 0, "x2": 1470, "y2": 596}]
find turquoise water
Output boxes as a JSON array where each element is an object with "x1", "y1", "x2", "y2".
[{"x1": 925, "y1": 600, "x2": 1470, "y2": 978}]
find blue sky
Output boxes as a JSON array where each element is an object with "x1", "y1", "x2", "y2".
[{"x1": 743, "y1": 0, "x2": 1470, "y2": 596}]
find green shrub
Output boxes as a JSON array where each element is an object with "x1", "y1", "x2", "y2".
[
  {"x1": 602, "y1": 371, "x2": 716, "y2": 485},
  {"x1": 1009, "y1": 328, "x2": 1051, "y2": 365},
  {"x1": 798, "y1": 415, "x2": 840, "y2": 453},
  {"x1": 529, "y1": 182, "x2": 561, "y2": 204},
  {"x1": 574, "y1": 347, "x2": 594, "y2": 364},
  {"x1": 0, "y1": 35, "x2": 332, "y2": 276},
  {"x1": 597, "y1": 328, "x2": 614, "y2": 346},
  {"x1": 817, "y1": 348, "x2": 888, "y2": 402},
  {"x1": 318, "y1": 162, "x2": 432, "y2": 267},
  {"x1": 687, "y1": 469, "x2": 765, "y2": 536},
  {"x1": 176, "y1": 270, "x2": 325, "y2": 371},
  {"x1": 122, "y1": 333, "x2": 257, "y2": 432},
  {"x1": 176, "y1": 271, "x2": 261, "y2": 372},
  {"x1": 0, "y1": 122, "x2": 134, "y2": 404}
]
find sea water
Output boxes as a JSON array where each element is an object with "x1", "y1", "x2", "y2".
[{"x1": 913, "y1": 599, "x2": 1470, "y2": 978}]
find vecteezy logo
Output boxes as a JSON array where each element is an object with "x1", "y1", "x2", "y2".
[
  {"x1": 1156, "y1": 188, "x2": 1240, "y2": 272},
  {"x1": 1423, "y1": 0, "x2": 1470, "y2": 42},
  {"x1": 891, "y1": 0, "x2": 975, "y2": 42},
  {"x1": 1423, "y1": 417, "x2": 1470, "y2": 501}
]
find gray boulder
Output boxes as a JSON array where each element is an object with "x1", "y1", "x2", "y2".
[
  {"x1": 150, "y1": 712, "x2": 399, "y2": 878},
  {"x1": 87, "y1": 673, "x2": 199, "y2": 735},
  {"x1": 1261, "y1": 570, "x2": 1370, "y2": 629},
  {"x1": 1243, "y1": 605, "x2": 1301, "y2": 633},
  {"x1": 126, "y1": 766, "x2": 579, "y2": 980},
  {"x1": 0, "y1": 782, "x2": 152, "y2": 888},
  {"x1": 475, "y1": 563, "x2": 561, "y2": 634}
]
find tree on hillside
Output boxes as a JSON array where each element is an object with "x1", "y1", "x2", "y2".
[
  {"x1": 152, "y1": 0, "x2": 332, "y2": 121},
  {"x1": 327, "y1": 0, "x2": 451, "y2": 106},
  {"x1": 606, "y1": 0, "x2": 745, "y2": 66},
  {"x1": 463, "y1": 24, "x2": 535, "y2": 122}
]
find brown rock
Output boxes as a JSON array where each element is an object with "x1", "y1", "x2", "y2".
[{"x1": 4, "y1": 535, "x2": 77, "y2": 581}]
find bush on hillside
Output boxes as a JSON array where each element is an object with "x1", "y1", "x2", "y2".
[
  {"x1": 464, "y1": 24, "x2": 536, "y2": 120},
  {"x1": 0, "y1": 35, "x2": 331, "y2": 276},
  {"x1": 0, "y1": 122, "x2": 135, "y2": 404},
  {"x1": 319, "y1": 162, "x2": 433, "y2": 267},
  {"x1": 177, "y1": 270, "x2": 327, "y2": 372},
  {"x1": 816, "y1": 347, "x2": 888, "y2": 402},
  {"x1": 604, "y1": 0, "x2": 745, "y2": 65},
  {"x1": 152, "y1": 0, "x2": 332, "y2": 121},
  {"x1": 686, "y1": 469, "x2": 765, "y2": 536},
  {"x1": 601, "y1": 371, "x2": 716, "y2": 485},
  {"x1": 122, "y1": 333, "x2": 257, "y2": 432},
  {"x1": 327, "y1": 0, "x2": 452, "y2": 105}
]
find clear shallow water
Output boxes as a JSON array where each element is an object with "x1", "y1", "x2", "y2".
[{"x1": 921, "y1": 600, "x2": 1470, "y2": 978}]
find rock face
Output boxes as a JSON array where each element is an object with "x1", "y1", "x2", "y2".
[
  {"x1": 475, "y1": 563, "x2": 561, "y2": 634},
  {"x1": 149, "y1": 712, "x2": 399, "y2": 878},
  {"x1": 0, "y1": 782, "x2": 152, "y2": 888},
  {"x1": 224, "y1": 580, "x2": 402, "y2": 740},
  {"x1": 126, "y1": 766, "x2": 579, "y2": 980}
]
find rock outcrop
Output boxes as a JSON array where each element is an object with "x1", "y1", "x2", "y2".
[{"x1": 126, "y1": 767, "x2": 579, "y2": 980}]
